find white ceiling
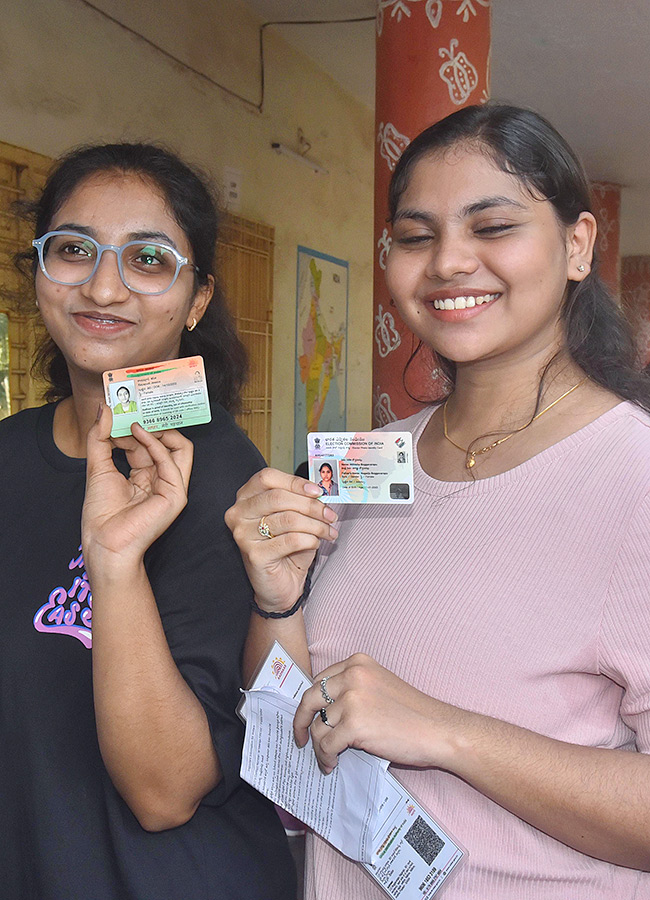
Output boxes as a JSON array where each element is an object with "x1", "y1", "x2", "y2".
[{"x1": 243, "y1": 0, "x2": 650, "y2": 255}]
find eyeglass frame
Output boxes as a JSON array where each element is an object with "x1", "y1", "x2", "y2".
[{"x1": 31, "y1": 230, "x2": 198, "y2": 296}]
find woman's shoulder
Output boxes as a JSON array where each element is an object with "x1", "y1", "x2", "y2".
[
  {"x1": 607, "y1": 400, "x2": 650, "y2": 447},
  {"x1": 0, "y1": 405, "x2": 60, "y2": 481},
  {"x1": 185, "y1": 402, "x2": 265, "y2": 487},
  {"x1": 608, "y1": 400, "x2": 650, "y2": 470},
  {"x1": 561, "y1": 400, "x2": 650, "y2": 504},
  {"x1": 0, "y1": 403, "x2": 51, "y2": 445}
]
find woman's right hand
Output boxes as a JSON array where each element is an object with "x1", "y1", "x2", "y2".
[
  {"x1": 82, "y1": 404, "x2": 193, "y2": 570},
  {"x1": 225, "y1": 468, "x2": 339, "y2": 615}
]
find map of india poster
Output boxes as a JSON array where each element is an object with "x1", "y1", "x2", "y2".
[{"x1": 294, "y1": 247, "x2": 348, "y2": 470}]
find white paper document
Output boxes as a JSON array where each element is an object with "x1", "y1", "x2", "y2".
[
  {"x1": 239, "y1": 643, "x2": 466, "y2": 898},
  {"x1": 240, "y1": 689, "x2": 389, "y2": 862}
]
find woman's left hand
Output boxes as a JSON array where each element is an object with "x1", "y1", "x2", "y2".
[
  {"x1": 294, "y1": 653, "x2": 461, "y2": 774},
  {"x1": 82, "y1": 403, "x2": 193, "y2": 563}
]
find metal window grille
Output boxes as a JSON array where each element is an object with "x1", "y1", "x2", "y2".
[{"x1": 0, "y1": 142, "x2": 51, "y2": 418}]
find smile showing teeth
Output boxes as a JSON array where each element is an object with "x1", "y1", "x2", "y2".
[
  {"x1": 79, "y1": 314, "x2": 129, "y2": 325},
  {"x1": 432, "y1": 293, "x2": 500, "y2": 310}
]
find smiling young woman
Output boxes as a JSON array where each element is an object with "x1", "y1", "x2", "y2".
[
  {"x1": 226, "y1": 105, "x2": 650, "y2": 900},
  {"x1": 386, "y1": 146, "x2": 590, "y2": 376},
  {"x1": 0, "y1": 143, "x2": 296, "y2": 900}
]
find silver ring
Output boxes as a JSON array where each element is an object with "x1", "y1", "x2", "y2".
[
  {"x1": 319, "y1": 707, "x2": 334, "y2": 727},
  {"x1": 320, "y1": 676, "x2": 334, "y2": 705},
  {"x1": 258, "y1": 515, "x2": 274, "y2": 540}
]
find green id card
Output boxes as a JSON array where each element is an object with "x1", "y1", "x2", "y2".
[{"x1": 102, "y1": 355, "x2": 211, "y2": 438}]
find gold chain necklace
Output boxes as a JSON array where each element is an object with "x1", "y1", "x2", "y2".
[{"x1": 443, "y1": 378, "x2": 588, "y2": 471}]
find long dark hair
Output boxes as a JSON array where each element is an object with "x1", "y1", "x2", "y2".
[
  {"x1": 389, "y1": 104, "x2": 650, "y2": 412},
  {"x1": 16, "y1": 142, "x2": 246, "y2": 412}
]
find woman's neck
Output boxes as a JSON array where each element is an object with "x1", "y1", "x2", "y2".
[
  {"x1": 52, "y1": 375, "x2": 105, "y2": 458},
  {"x1": 444, "y1": 348, "x2": 582, "y2": 442},
  {"x1": 418, "y1": 346, "x2": 620, "y2": 482}
]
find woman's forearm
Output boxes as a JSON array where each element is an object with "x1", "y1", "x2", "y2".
[
  {"x1": 299, "y1": 654, "x2": 650, "y2": 870},
  {"x1": 444, "y1": 706, "x2": 650, "y2": 869},
  {"x1": 90, "y1": 555, "x2": 220, "y2": 831},
  {"x1": 243, "y1": 607, "x2": 312, "y2": 684}
]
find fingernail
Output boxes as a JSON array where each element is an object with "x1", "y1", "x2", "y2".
[
  {"x1": 328, "y1": 525, "x2": 339, "y2": 540},
  {"x1": 96, "y1": 402, "x2": 103, "y2": 422},
  {"x1": 323, "y1": 507, "x2": 338, "y2": 523},
  {"x1": 303, "y1": 482, "x2": 322, "y2": 497}
]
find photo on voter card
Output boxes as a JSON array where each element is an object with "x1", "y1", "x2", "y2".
[
  {"x1": 109, "y1": 382, "x2": 139, "y2": 416},
  {"x1": 313, "y1": 459, "x2": 339, "y2": 497}
]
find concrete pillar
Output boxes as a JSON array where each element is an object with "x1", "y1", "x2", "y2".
[
  {"x1": 373, "y1": 0, "x2": 491, "y2": 425},
  {"x1": 621, "y1": 256, "x2": 650, "y2": 366},
  {"x1": 591, "y1": 182, "x2": 621, "y2": 298}
]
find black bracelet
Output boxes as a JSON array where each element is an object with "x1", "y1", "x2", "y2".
[{"x1": 250, "y1": 563, "x2": 314, "y2": 619}]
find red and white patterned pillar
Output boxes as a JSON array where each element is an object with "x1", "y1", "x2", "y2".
[
  {"x1": 591, "y1": 181, "x2": 621, "y2": 298},
  {"x1": 373, "y1": 0, "x2": 492, "y2": 426}
]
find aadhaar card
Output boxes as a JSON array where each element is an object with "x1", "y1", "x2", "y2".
[
  {"x1": 102, "y1": 356, "x2": 211, "y2": 438},
  {"x1": 308, "y1": 432, "x2": 414, "y2": 504},
  {"x1": 364, "y1": 773, "x2": 466, "y2": 899}
]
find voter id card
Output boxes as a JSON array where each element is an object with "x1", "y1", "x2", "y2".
[
  {"x1": 308, "y1": 431, "x2": 414, "y2": 504},
  {"x1": 103, "y1": 356, "x2": 211, "y2": 438}
]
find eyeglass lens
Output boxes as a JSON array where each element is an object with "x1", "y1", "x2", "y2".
[{"x1": 41, "y1": 233, "x2": 180, "y2": 294}]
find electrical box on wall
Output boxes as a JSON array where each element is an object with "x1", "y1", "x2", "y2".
[{"x1": 223, "y1": 167, "x2": 243, "y2": 212}]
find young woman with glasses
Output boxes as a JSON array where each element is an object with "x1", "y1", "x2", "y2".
[
  {"x1": 226, "y1": 105, "x2": 650, "y2": 899},
  {"x1": 0, "y1": 143, "x2": 295, "y2": 899}
]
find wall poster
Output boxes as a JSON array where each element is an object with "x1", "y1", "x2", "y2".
[{"x1": 294, "y1": 246, "x2": 348, "y2": 471}]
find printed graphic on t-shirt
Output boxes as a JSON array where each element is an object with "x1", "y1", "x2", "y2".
[{"x1": 33, "y1": 545, "x2": 92, "y2": 648}]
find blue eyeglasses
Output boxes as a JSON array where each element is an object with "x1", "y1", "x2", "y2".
[{"x1": 32, "y1": 230, "x2": 197, "y2": 295}]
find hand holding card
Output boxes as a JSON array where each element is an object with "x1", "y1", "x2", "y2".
[
  {"x1": 308, "y1": 432, "x2": 414, "y2": 504},
  {"x1": 224, "y1": 467, "x2": 338, "y2": 617},
  {"x1": 103, "y1": 356, "x2": 211, "y2": 438},
  {"x1": 82, "y1": 404, "x2": 194, "y2": 567}
]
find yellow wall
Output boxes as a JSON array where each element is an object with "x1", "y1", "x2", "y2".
[{"x1": 0, "y1": 0, "x2": 374, "y2": 470}]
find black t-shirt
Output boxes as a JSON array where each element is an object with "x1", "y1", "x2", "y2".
[{"x1": 0, "y1": 403, "x2": 296, "y2": 900}]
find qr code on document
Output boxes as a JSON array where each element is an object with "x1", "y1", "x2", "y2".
[{"x1": 404, "y1": 815, "x2": 445, "y2": 865}]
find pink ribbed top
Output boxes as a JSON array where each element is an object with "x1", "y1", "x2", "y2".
[{"x1": 303, "y1": 401, "x2": 650, "y2": 899}]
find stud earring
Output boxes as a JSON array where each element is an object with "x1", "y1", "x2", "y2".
[
  {"x1": 187, "y1": 317, "x2": 197, "y2": 332},
  {"x1": 577, "y1": 265, "x2": 585, "y2": 273}
]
